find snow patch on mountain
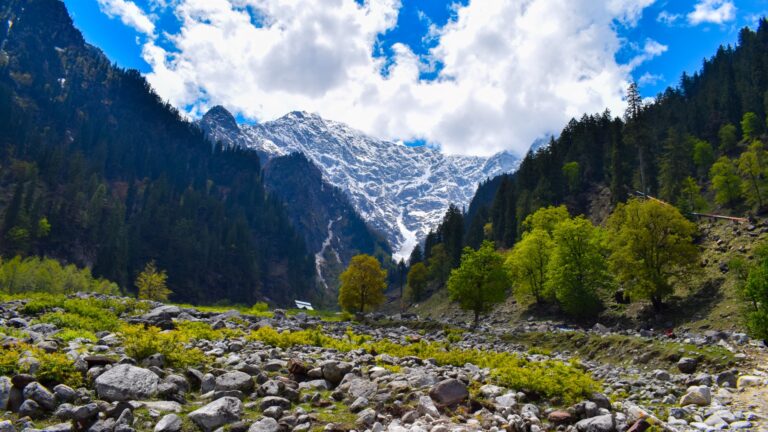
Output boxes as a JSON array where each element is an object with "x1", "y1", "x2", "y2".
[{"x1": 201, "y1": 108, "x2": 520, "y2": 259}]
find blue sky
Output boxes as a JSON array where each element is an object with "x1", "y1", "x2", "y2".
[{"x1": 62, "y1": 0, "x2": 768, "y2": 156}]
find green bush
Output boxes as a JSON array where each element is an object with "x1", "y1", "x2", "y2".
[
  {"x1": 0, "y1": 343, "x2": 82, "y2": 387},
  {"x1": 120, "y1": 324, "x2": 208, "y2": 368}
]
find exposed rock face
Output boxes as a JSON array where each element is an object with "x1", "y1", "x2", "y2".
[{"x1": 94, "y1": 364, "x2": 159, "y2": 402}]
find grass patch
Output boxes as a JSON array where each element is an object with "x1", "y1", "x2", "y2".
[
  {"x1": 247, "y1": 326, "x2": 600, "y2": 404},
  {"x1": 504, "y1": 331, "x2": 736, "y2": 371}
]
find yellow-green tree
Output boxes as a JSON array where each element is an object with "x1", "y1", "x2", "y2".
[
  {"x1": 562, "y1": 161, "x2": 580, "y2": 192},
  {"x1": 447, "y1": 241, "x2": 509, "y2": 327},
  {"x1": 338, "y1": 254, "x2": 386, "y2": 313},
  {"x1": 606, "y1": 199, "x2": 698, "y2": 310},
  {"x1": 741, "y1": 112, "x2": 762, "y2": 141},
  {"x1": 710, "y1": 156, "x2": 742, "y2": 207},
  {"x1": 677, "y1": 177, "x2": 707, "y2": 214},
  {"x1": 506, "y1": 228, "x2": 553, "y2": 304},
  {"x1": 545, "y1": 217, "x2": 609, "y2": 318},
  {"x1": 136, "y1": 261, "x2": 171, "y2": 301},
  {"x1": 521, "y1": 205, "x2": 570, "y2": 234},
  {"x1": 737, "y1": 141, "x2": 768, "y2": 209},
  {"x1": 405, "y1": 262, "x2": 429, "y2": 303}
]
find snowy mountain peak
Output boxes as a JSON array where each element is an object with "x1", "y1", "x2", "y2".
[{"x1": 200, "y1": 108, "x2": 520, "y2": 258}]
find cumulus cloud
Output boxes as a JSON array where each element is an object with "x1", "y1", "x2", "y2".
[
  {"x1": 656, "y1": 10, "x2": 681, "y2": 25},
  {"x1": 688, "y1": 0, "x2": 736, "y2": 25},
  {"x1": 96, "y1": 0, "x2": 156, "y2": 36},
  {"x1": 134, "y1": 0, "x2": 660, "y2": 156}
]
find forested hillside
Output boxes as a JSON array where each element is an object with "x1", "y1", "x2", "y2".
[
  {"x1": 470, "y1": 20, "x2": 768, "y2": 248},
  {"x1": 0, "y1": 0, "x2": 315, "y2": 304}
]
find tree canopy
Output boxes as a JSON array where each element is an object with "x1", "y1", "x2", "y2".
[
  {"x1": 338, "y1": 254, "x2": 387, "y2": 313},
  {"x1": 447, "y1": 241, "x2": 509, "y2": 327}
]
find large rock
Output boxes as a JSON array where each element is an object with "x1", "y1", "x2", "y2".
[
  {"x1": 95, "y1": 364, "x2": 159, "y2": 402},
  {"x1": 679, "y1": 386, "x2": 711, "y2": 406},
  {"x1": 417, "y1": 396, "x2": 440, "y2": 418},
  {"x1": 321, "y1": 361, "x2": 353, "y2": 385},
  {"x1": 346, "y1": 378, "x2": 377, "y2": 399},
  {"x1": 154, "y1": 414, "x2": 182, "y2": 432},
  {"x1": 248, "y1": 418, "x2": 279, "y2": 432},
  {"x1": 188, "y1": 396, "x2": 243, "y2": 432},
  {"x1": 677, "y1": 357, "x2": 698, "y2": 374},
  {"x1": 23, "y1": 382, "x2": 57, "y2": 411},
  {"x1": 214, "y1": 371, "x2": 254, "y2": 393},
  {"x1": 429, "y1": 379, "x2": 468, "y2": 406},
  {"x1": 575, "y1": 414, "x2": 615, "y2": 432}
]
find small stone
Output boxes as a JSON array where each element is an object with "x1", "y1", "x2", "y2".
[
  {"x1": 730, "y1": 421, "x2": 752, "y2": 429},
  {"x1": 679, "y1": 386, "x2": 711, "y2": 406},
  {"x1": 548, "y1": 410, "x2": 572, "y2": 424},
  {"x1": 0, "y1": 376, "x2": 11, "y2": 411},
  {"x1": 259, "y1": 396, "x2": 291, "y2": 411},
  {"x1": 356, "y1": 408, "x2": 377, "y2": 427},
  {"x1": 575, "y1": 414, "x2": 614, "y2": 432},
  {"x1": 737, "y1": 375, "x2": 762, "y2": 388},
  {"x1": 0, "y1": 420, "x2": 14, "y2": 432},
  {"x1": 349, "y1": 396, "x2": 369, "y2": 413},
  {"x1": 321, "y1": 361, "x2": 353, "y2": 385},
  {"x1": 19, "y1": 399, "x2": 44, "y2": 418},
  {"x1": 53, "y1": 384, "x2": 78, "y2": 403},
  {"x1": 262, "y1": 406, "x2": 282, "y2": 419},
  {"x1": 417, "y1": 395, "x2": 440, "y2": 418}
]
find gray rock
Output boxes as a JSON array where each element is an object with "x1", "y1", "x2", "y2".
[
  {"x1": 258, "y1": 380, "x2": 284, "y2": 397},
  {"x1": 0, "y1": 376, "x2": 10, "y2": 411},
  {"x1": 677, "y1": 357, "x2": 698, "y2": 374},
  {"x1": 154, "y1": 414, "x2": 182, "y2": 432},
  {"x1": 87, "y1": 419, "x2": 116, "y2": 432},
  {"x1": 72, "y1": 403, "x2": 100, "y2": 423},
  {"x1": 42, "y1": 423, "x2": 73, "y2": 432},
  {"x1": 53, "y1": 384, "x2": 78, "y2": 403},
  {"x1": 19, "y1": 399, "x2": 44, "y2": 418},
  {"x1": 730, "y1": 421, "x2": 753, "y2": 429},
  {"x1": 201, "y1": 373, "x2": 216, "y2": 394},
  {"x1": 349, "y1": 396, "x2": 369, "y2": 413},
  {"x1": 417, "y1": 395, "x2": 440, "y2": 418},
  {"x1": 0, "y1": 420, "x2": 14, "y2": 432},
  {"x1": 188, "y1": 396, "x2": 243, "y2": 432},
  {"x1": 321, "y1": 361, "x2": 353, "y2": 385},
  {"x1": 575, "y1": 414, "x2": 615, "y2": 432},
  {"x1": 259, "y1": 396, "x2": 291, "y2": 411},
  {"x1": 215, "y1": 371, "x2": 254, "y2": 393},
  {"x1": 356, "y1": 408, "x2": 377, "y2": 427},
  {"x1": 262, "y1": 406, "x2": 282, "y2": 419},
  {"x1": 679, "y1": 386, "x2": 711, "y2": 406},
  {"x1": 23, "y1": 382, "x2": 57, "y2": 411},
  {"x1": 346, "y1": 378, "x2": 377, "y2": 399},
  {"x1": 715, "y1": 371, "x2": 737, "y2": 388},
  {"x1": 429, "y1": 379, "x2": 468, "y2": 406},
  {"x1": 247, "y1": 418, "x2": 278, "y2": 432},
  {"x1": 95, "y1": 364, "x2": 159, "y2": 402}
]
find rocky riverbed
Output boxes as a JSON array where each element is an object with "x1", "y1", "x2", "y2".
[{"x1": 1, "y1": 294, "x2": 767, "y2": 432}]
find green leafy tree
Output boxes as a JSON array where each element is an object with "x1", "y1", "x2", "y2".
[
  {"x1": 741, "y1": 112, "x2": 762, "y2": 141},
  {"x1": 545, "y1": 217, "x2": 610, "y2": 319},
  {"x1": 338, "y1": 254, "x2": 387, "y2": 313},
  {"x1": 692, "y1": 139, "x2": 715, "y2": 179},
  {"x1": 506, "y1": 228, "x2": 553, "y2": 304},
  {"x1": 718, "y1": 123, "x2": 739, "y2": 153},
  {"x1": 136, "y1": 261, "x2": 171, "y2": 302},
  {"x1": 427, "y1": 244, "x2": 451, "y2": 287},
  {"x1": 562, "y1": 161, "x2": 580, "y2": 192},
  {"x1": 447, "y1": 241, "x2": 509, "y2": 327},
  {"x1": 737, "y1": 141, "x2": 768, "y2": 209},
  {"x1": 710, "y1": 156, "x2": 742, "y2": 207},
  {"x1": 606, "y1": 199, "x2": 699, "y2": 310},
  {"x1": 405, "y1": 262, "x2": 429, "y2": 303},
  {"x1": 521, "y1": 205, "x2": 570, "y2": 234},
  {"x1": 677, "y1": 177, "x2": 707, "y2": 215},
  {"x1": 742, "y1": 244, "x2": 768, "y2": 340}
]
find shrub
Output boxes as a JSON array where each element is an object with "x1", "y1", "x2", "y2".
[
  {"x1": 120, "y1": 324, "x2": 208, "y2": 368},
  {"x1": 0, "y1": 256, "x2": 118, "y2": 295},
  {"x1": 0, "y1": 343, "x2": 82, "y2": 387}
]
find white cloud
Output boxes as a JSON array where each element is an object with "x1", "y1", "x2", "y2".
[
  {"x1": 96, "y1": 0, "x2": 156, "y2": 36},
  {"x1": 656, "y1": 10, "x2": 681, "y2": 25},
  {"x1": 135, "y1": 0, "x2": 659, "y2": 157},
  {"x1": 638, "y1": 72, "x2": 663, "y2": 87},
  {"x1": 687, "y1": 0, "x2": 736, "y2": 25}
]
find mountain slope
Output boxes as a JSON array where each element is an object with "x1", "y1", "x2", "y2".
[
  {"x1": 262, "y1": 153, "x2": 391, "y2": 304},
  {"x1": 0, "y1": 0, "x2": 315, "y2": 305},
  {"x1": 201, "y1": 108, "x2": 520, "y2": 257}
]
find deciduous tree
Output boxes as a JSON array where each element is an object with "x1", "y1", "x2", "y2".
[
  {"x1": 710, "y1": 156, "x2": 742, "y2": 207},
  {"x1": 136, "y1": 261, "x2": 171, "y2": 302},
  {"x1": 506, "y1": 228, "x2": 553, "y2": 304},
  {"x1": 447, "y1": 241, "x2": 509, "y2": 327},
  {"x1": 338, "y1": 254, "x2": 387, "y2": 313}
]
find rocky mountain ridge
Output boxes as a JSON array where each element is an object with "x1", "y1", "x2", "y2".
[{"x1": 200, "y1": 108, "x2": 520, "y2": 258}]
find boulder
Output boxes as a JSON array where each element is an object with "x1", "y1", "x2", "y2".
[
  {"x1": 23, "y1": 382, "x2": 57, "y2": 411},
  {"x1": 575, "y1": 414, "x2": 615, "y2": 432},
  {"x1": 188, "y1": 397, "x2": 243, "y2": 432},
  {"x1": 95, "y1": 365, "x2": 159, "y2": 402},
  {"x1": 417, "y1": 395, "x2": 440, "y2": 418},
  {"x1": 215, "y1": 371, "x2": 254, "y2": 393},
  {"x1": 321, "y1": 361, "x2": 353, "y2": 385},
  {"x1": 429, "y1": 379, "x2": 468, "y2": 406},
  {"x1": 677, "y1": 357, "x2": 698, "y2": 374},
  {"x1": 248, "y1": 418, "x2": 279, "y2": 432},
  {"x1": 258, "y1": 396, "x2": 291, "y2": 411},
  {"x1": 154, "y1": 414, "x2": 182, "y2": 432},
  {"x1": 53, "y1": 384, "x2": 78, "y2": 404},
  {"x1": 679, "y1": 386, "x2": 711, "y2": 406}
]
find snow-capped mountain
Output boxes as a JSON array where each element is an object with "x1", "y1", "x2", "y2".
[{"x1": 201, "y1": 107, "x2": 520, "y2": 258}]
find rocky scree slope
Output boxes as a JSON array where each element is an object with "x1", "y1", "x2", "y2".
[
  {"x1": 200, "y1": 108, "x2": 520, "y2": 257},
  {"x1": 1, "y1": 294, "x2": 767, "y2": 432}
]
